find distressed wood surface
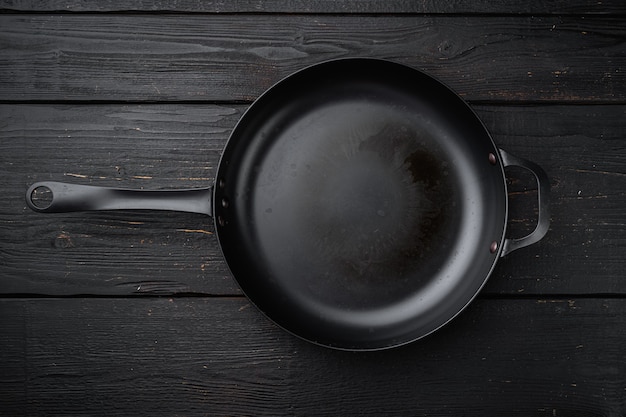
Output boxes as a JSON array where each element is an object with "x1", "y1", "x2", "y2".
[
  {"x1": 0, "y1": 15, "x2": 624, "y2": 102},
  {"x1": 1, "y1": 0, "x2": 625, "y2": 14},
  {"x1": 1, "y1": 104, "x2": 624, "y2": 296},
  {"x1": 1, "y1": 297, "x2": 624, "y2": 416},
  {"x1": 1, "y1": 5, "x2": 625, "y2": 416}
]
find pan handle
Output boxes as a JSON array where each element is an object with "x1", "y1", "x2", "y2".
[
  {"x1": 498, "y1": 149, "x2": 550, "y2": 257},
  {"x1": 25, "y1": 181, "x2": 212, "y2": 216}
]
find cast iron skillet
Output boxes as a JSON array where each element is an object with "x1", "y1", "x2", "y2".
[{"x1": 26, "y1": 58, "x2": 550, "y2": 350}]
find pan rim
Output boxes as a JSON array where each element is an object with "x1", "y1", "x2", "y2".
[{"x1": 213, "y1": 57, "x2": 509, "y2": 351}]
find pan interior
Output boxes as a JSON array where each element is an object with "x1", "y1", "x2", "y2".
[{"x1": 215, "y1": 60, "x2": 506, "y2": 349}]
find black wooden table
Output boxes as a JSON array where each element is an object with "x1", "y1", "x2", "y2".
[{"x1": 1, "y1": 2, "x2": 625, "y2": 415}]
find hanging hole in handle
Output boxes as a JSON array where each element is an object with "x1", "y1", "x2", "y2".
[{"x1": 29, "y1": 185, "x2": 53, "y2": 210}]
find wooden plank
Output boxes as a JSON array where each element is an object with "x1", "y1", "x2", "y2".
[
  {"x1": 0, "y1": 104, "x2": 239, "y2": 295},
  {"x1": 1, "y1": 0, "x2": 625, "y2": 14},
  {"x1": 1, "y1": 104, "x2": 625, "y2": 296},
  {"x1": 478, "y1": 104, "x2": 626, "y2": 296},
  {"x1": 0, "y1": 297, "x2": 624, "y2": 416},
  {"x1": 0, "y1": 15, "x2": 624, "y2": 102}
]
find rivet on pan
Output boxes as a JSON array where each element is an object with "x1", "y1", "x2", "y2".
[
  {"x1": 221, "y1": 197, "x2": 229, "y2": 208},
  {"x1": 488, "y1": 153, "x2": 497, "y2": 165},
  {"x1": 218, "y1": 178, "x2": 226, "y2": 189},
  {"x1": 217, "y1": 216, "x2": 226, "y2": 227},
  {"x1": 490, "y1": 241, "x2": 499, "y2": 253}
]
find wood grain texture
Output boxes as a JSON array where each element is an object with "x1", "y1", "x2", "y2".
[
  {"x1": 0, "y1": 104, "x2": 238, "y2": 295},
  {"x1": 2, "y1": 104, "x2": 625, "y2": 296},
  {"x1": 0, "y1": 297, "x2": 624, "y2": 416},
  {"x1": 0, "y1": 15, "x2": 624, "y2": 102},
  {"x1": 479, "y1": 105, "x2": 626, "y2": 296},
  {"x1": 1, "y1": 0, "x2": 625, "y2": 14},
  {"x1": 1, "y1": 5, "x2": 624, "y2": 417}
]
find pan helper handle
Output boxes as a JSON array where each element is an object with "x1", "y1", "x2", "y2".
[
  {"x1": 26, "y1": 181, "x2": 213, "y2": 216},
  {"x1": 498, "y1": 149, "x2": 550, "y2": 256}
]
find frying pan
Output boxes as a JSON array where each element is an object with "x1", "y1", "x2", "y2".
[{"x1": 26, "y1": 58, "x2": 550, "y2": 350}]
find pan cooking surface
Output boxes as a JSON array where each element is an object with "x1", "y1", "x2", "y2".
[
  {"x1": 214, "y1": 59, "x2": 507, "y2": 349},
  {"x1": 252, "y1": 100, "x2": 462, "y2": 308}
]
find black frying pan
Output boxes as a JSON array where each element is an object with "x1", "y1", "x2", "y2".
[{"x1": 26, "y1": 58, "x2": 550, "y2": 350}]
